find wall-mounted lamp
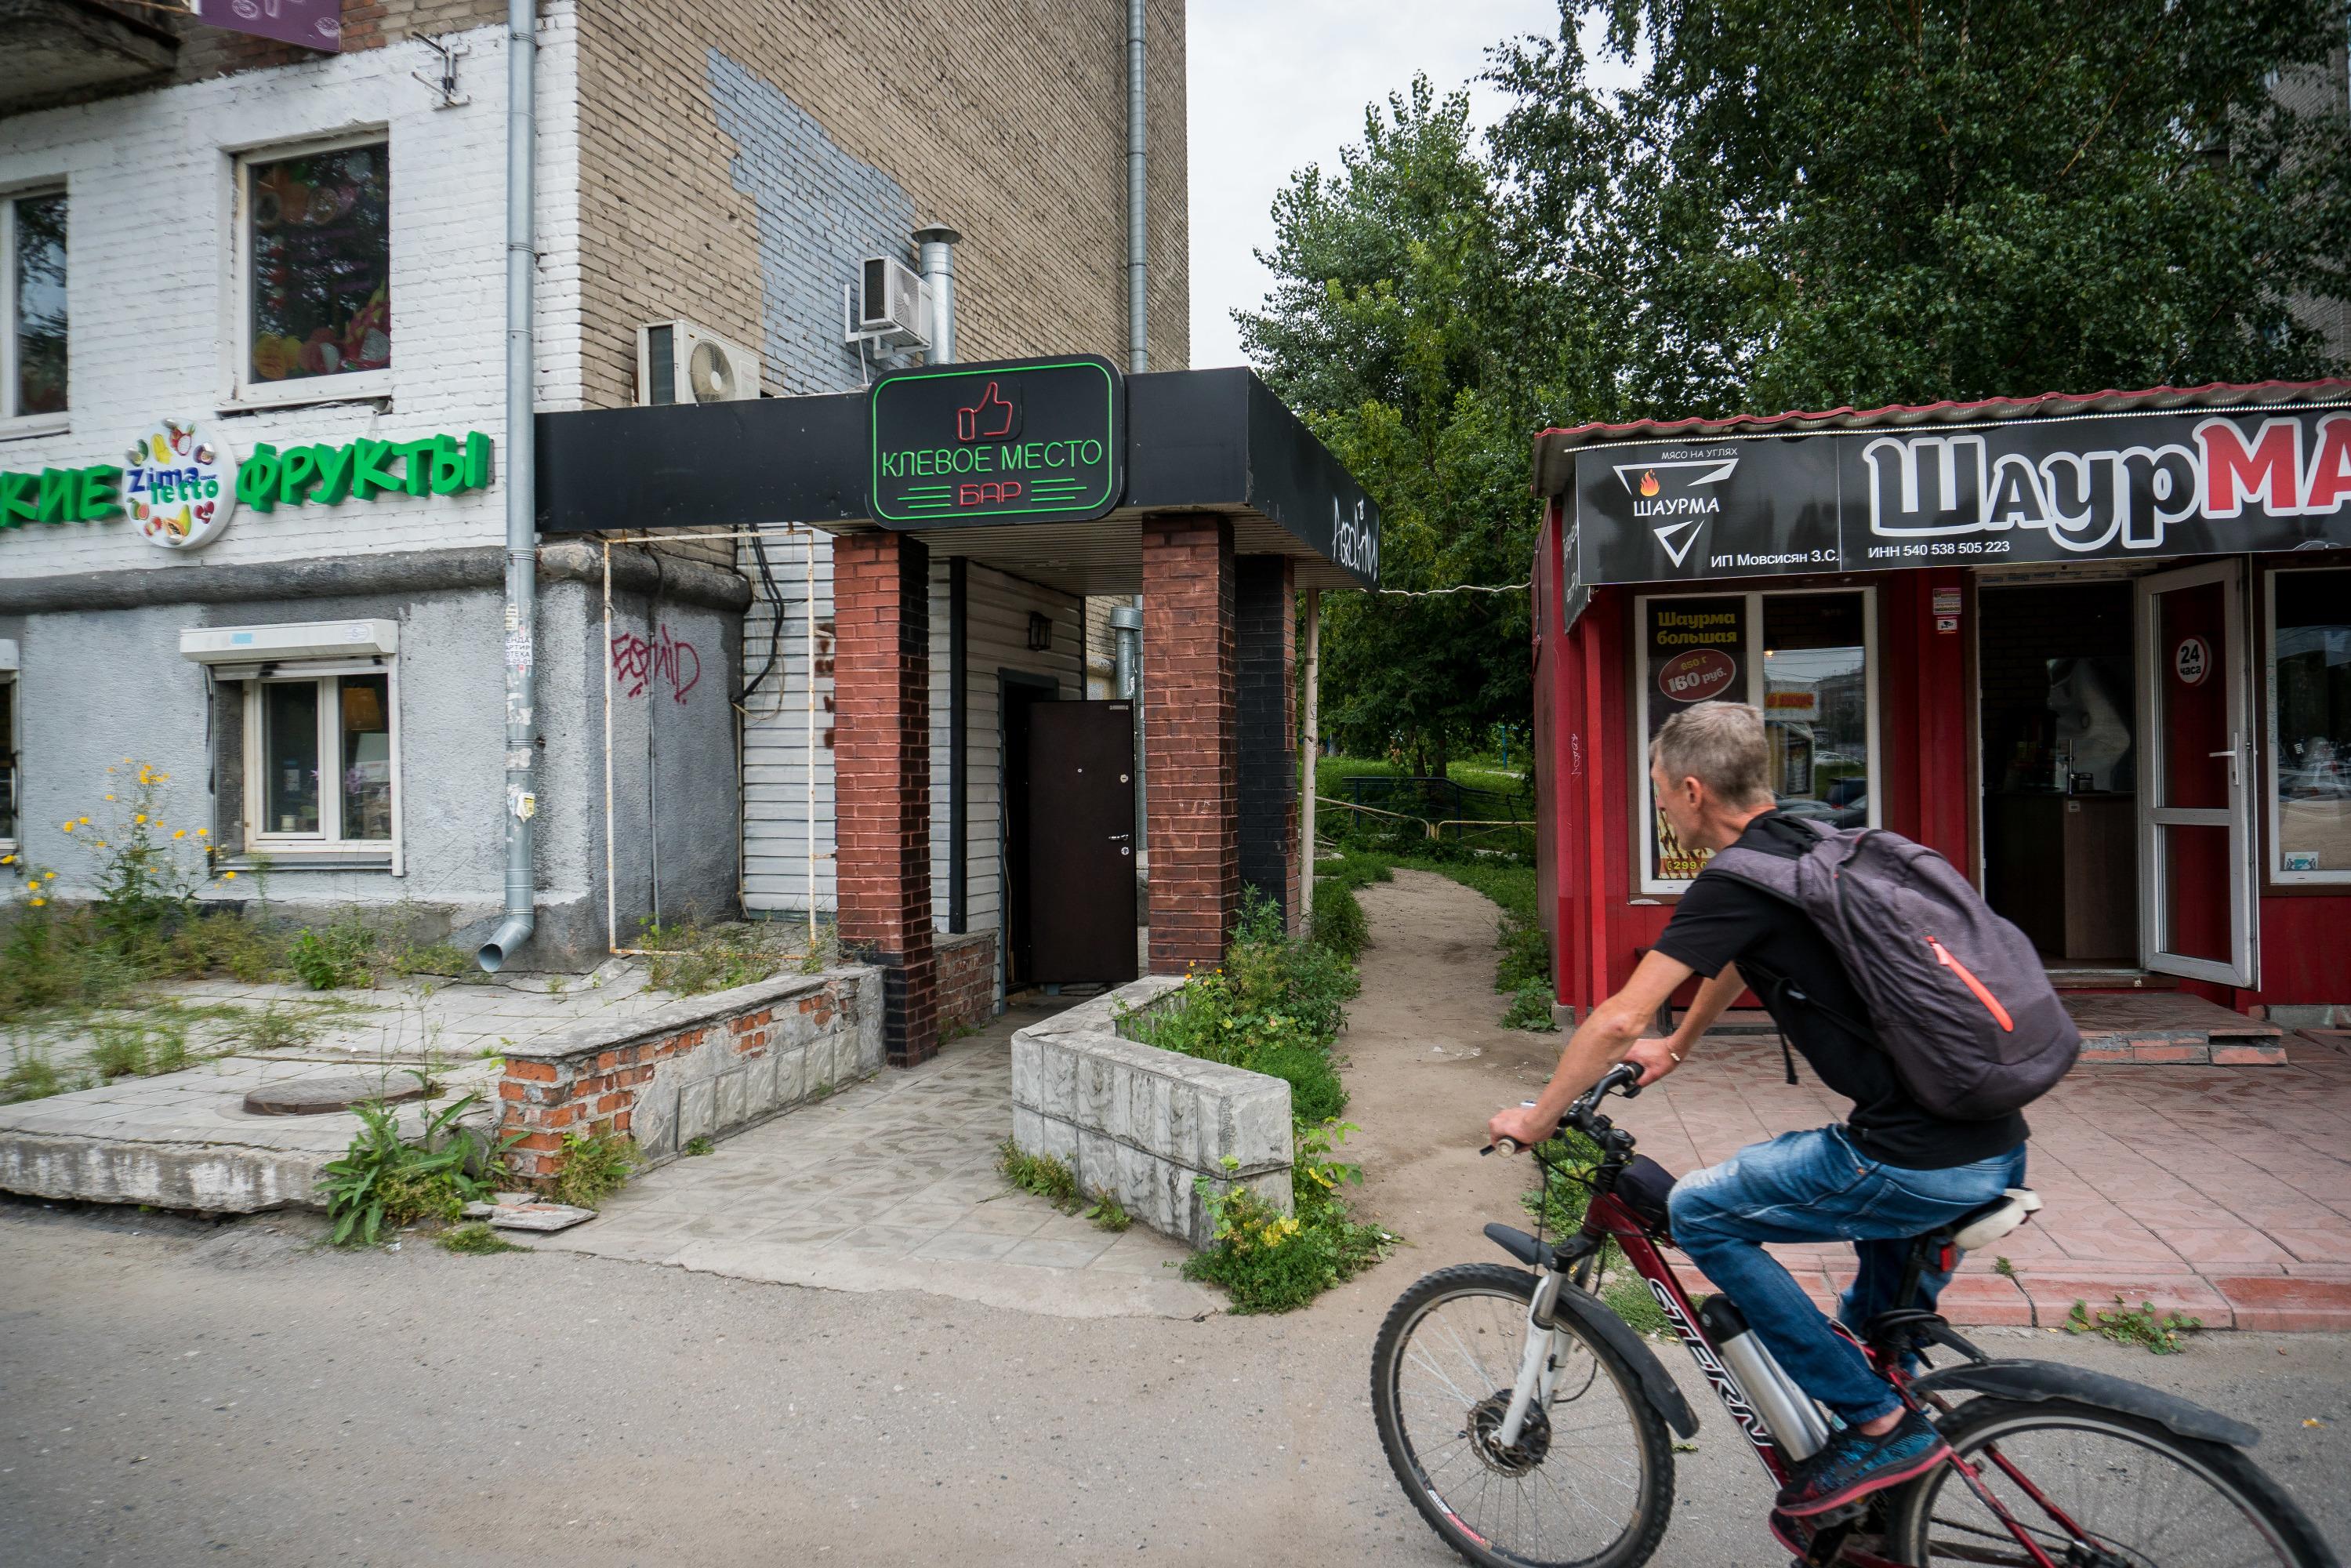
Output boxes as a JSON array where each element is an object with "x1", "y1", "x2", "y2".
[{"x1": 1026, "y1": 612, "x2": 1054, "y2": 652}]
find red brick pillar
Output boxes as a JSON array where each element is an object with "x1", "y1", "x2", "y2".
[
  {"x1": 833, "y1": 532, "x2": 938, "y2": 1067},
  {"x1": 1143, "y1": 515, "x2": 1238, "y2": 973}
]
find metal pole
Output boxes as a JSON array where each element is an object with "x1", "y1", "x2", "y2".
[
  {"x1": 1298, "y1": 586, "x2": 1319, "y2": 935},
  {"x1": 914, "y1": 226, "x2": 960, "y2": 364},
  {"x1": 479, "y1": 0, "x2": 538, "y2": 972},
  {"x1": 603, "y1": 541, "x2": 616, "y2": 956},
  {"x1": 807, "y1": 527, "x2": 818, "y2": 950},
  {"x1": 1126, "y1": 0, "x2": 1148, "y2": 373}
]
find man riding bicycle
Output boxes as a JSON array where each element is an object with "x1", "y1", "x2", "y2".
[{"x1": 1488, "y1": 700, "x2": 2030, "y2": 1524}]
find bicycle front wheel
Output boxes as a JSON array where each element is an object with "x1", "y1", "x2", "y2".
[
  {"x1": 1370, "y1": 1263, "x2": 1673, "y2": 1568},
  {"x1": 1892, "y1": 1396, "x2": 2340, "y2": 1568}
]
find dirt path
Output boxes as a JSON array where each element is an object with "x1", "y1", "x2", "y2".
[{"x1": 1326, "y1": 867, "x2": 1564, "y2": 1281}]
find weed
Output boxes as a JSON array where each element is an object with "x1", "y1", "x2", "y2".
[
  {"x1": 544, "y1": 975, "x2": 568, "y2": 997},
  {"x1": 437, "y1": 1221, "x2": 525, "y2": 1256},
  {"x1": 242, "y1": 1002, "x2": 315, "y2": 1053},
  {"x1": 2, "y1": 1051, "x2": 73, "y2": 1104},
  {"x1": 683, "y1": 1135, "x2": 715, "y2": 1157},
  {"x1": 999, "y1": 1138, "x2": 1083, "y2": 1212},
  {"x1": 1994, "y1": 1255, "x2": 2016, "y2": 1278},
  {"x1": 289, "y1": 918, "x2": 375, "y2": 991},
  {"x1": 1501, "y1": 978, "x2": 1559, "y2": 1032},
  {"x1": 639, "y1": 916, "x2": 793, "y2": 996},
  {"x1": 1308, "y1": 877, "x2": 1369, "y2": 958},
  {"x1": 1083, "y1": 1192, "x2": 1133, "y2": 1232},
  {"x1": 2066, "y1": 1296, "x2": 2202, "y2": 1354},
  {"x1": 1182, "y1": 1123, "x2": 1391, "y2": 1313},
  {"x1": 1496, "y1": 910, "x2": 1550, "y2": 994},
  {"x1": 386, "y1": 940, "x2": 470, "y2": 979},
  {"x1": 320, "y1": 1094, "x2": 512, "y2": 1247},
  {"x1": 548, "y1": 1126, "x2": 638, "y2": 1207}
]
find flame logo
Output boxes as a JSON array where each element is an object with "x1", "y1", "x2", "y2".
[{"x1": 1639, "y1": 470, "x2": 1660, "y2": 497}]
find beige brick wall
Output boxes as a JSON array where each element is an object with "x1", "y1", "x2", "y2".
[{"x1": 571, "y1": 0, "x2": 1189, "y2": 412}]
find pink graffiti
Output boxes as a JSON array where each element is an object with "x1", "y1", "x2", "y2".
[{"x1": 611, "y1": 624, "x2": 701, "y2": 702}]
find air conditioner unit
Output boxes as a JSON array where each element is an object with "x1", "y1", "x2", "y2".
[
  {"x1": 849, "y1": 254, "x2": 931, "y2": 349},
  {"x1": 636, "y1": 321, "x2": 762, "y2": 405}
]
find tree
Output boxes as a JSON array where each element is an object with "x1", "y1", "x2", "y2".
[
  {"x1": 1240, "y1": 81, "x2": 1566, "y2": 775},
  {"x1": 1493, "y1": 0, "x2": 2351, "y2": 416}
]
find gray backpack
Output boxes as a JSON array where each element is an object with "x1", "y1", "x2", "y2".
[{"x1": 1708, "y1": 818, "x2": 2080, "y2": 1120}]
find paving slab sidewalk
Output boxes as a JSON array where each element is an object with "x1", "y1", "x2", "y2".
[
  {"x1": 1615, "y1": 1030, "x2": 2351, "y2": 1331},
  {"x1": 527, "y1": 997, "x2": 1221, "y2": 1320}
]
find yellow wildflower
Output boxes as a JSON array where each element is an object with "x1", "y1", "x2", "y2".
[
  {"x1": 173, "y1": 829, "x2": 187, "y2": 840},
  {"x1": 78, "y1": 817, "x2": 89, "y2": 825},
  {"x1": 135, "y1": 813, "x2": 147, "y2": 825},
  {"x1": 44, "y1": 871, "x2": 56, "y2": 880},
  {"x1": 0, "y1": 854, "x2": 11, "y2": 865},
  {"x1": 28, "y1": 897, "x2": 45, "y2": 908},
  {"x1": 61, "y1": 822, "x2": 75, "y2": 833},
  {"x1": 105, "y1": 794, "x2": 116, "y2": 801},
  {"x1": 197, "y1": 829, "x2": 209, "y2": 839},
  {"x1": 222, "y1": 869, "x2": 238, "y2": 880}
]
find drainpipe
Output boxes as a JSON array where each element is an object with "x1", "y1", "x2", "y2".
[
  {"x1": 1297, "y1": 587, "x2": 1319, "y2": 937},
  {"x1": 915, "y1": 225, "x2": 960, "y2": 364},
  {"x1": 1113, "y1": 599, "x2": 1144, "y2": 858},
  {"x1": 1126, "y1": 0, "x2": 1148, "y2": 372},
  {"x1": 479, "y1": 0, "x2": 538, "y2": 973}
]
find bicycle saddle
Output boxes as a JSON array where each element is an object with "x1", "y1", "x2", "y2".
[{"x1": 1945, "y1": 1187, "x2": 2042, "y2": 1252}]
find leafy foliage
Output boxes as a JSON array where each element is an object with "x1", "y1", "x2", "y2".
[
  {"x1": 548, "y1": 1126, "x2": 639, "y2": 1208},
  {"x1": 638, "y1": 917, "x2": 797, "y2": 996},
  {"x1": 320, "y1": 1092, "x2": 510, "y2": 1247},
  {"x1": 2067, "y1": 1295, "x2": 2204, "y2": 1354},
  {"x1": 289, "y1": 918, "x2": 376, "y2": 990},
  {"x1": 437, "y1": 1221, "x2": 526, "y2": 1256},
  {"x1": 1184, "y1": 1123, "x2": 1391, "y2": 1313}
]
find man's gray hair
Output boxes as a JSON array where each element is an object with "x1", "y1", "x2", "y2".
[{"x1": 1650, "y1": 701, "x2": 1772, "y2": 807}]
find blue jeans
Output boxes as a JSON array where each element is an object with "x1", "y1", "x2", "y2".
[{"x1": 1665, "y1": 1126, "x2": 2027, "y2": 1425}]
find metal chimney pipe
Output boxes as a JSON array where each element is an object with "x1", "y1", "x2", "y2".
[
  {"x1": 479, "y1": 0, "x2": 539, "y2": 974},
  {"x1": 1125, "y1": 0, "x2": 1148, "y2": 373},
  {"x1": 914, "y1": 225, "x2": 960, "y2": 364}
]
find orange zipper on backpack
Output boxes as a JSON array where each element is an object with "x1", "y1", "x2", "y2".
[{"x1": 1928, "y1": 936, "x2": 2014, "y2": 1033}]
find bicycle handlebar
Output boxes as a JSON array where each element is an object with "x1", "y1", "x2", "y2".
[{"x1": 1482, "y1": 1062, "x2": 1644, "y2": 1157}]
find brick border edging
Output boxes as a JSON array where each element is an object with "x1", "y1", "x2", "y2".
[{"x1": 498, "y1": 964, "x2": 884, "y2": 1182}]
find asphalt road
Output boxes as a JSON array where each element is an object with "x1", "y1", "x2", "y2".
[{"x1": 3, "y1": 1196, "x2": 2346, "y2": 1568}]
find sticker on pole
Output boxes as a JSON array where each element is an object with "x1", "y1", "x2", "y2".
[{"x1": 2173, "y1": 636, "x2": 2211, "y2": 686}]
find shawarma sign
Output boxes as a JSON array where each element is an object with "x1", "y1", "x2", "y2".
[
  {"x1": 1, "y1": 424, "x2": 493, "y2": 548},
  {"x1": 1571, "y1": 405, "x2": 2351, "y2": 586}
]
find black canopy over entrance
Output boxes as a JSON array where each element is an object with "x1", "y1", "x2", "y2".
[{"x1": 534, "y1": 361, "x2": 1379, "y2": 594}]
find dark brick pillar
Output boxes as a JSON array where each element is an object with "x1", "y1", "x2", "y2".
[
  {"x1": 833, "y1": 532, "x2": 938, "y2": 1067},
  {"x1": 1236, "y1": 555, "x2": 1298, "y2": 928},
  {"x1": 1143, "y1": 514, "x2": 1237, "y2": 974}
]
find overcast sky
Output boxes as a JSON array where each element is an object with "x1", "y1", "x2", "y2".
[{"x1": 1183, "y1": 0, "x2": 1566, "y2": 370}]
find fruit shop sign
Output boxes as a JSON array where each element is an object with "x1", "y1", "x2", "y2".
[{"x1": 0, "y1": 426, "x2": 495, "y2": 544}]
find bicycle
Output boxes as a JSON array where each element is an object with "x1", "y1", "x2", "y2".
[{"x1": 1369, "y1": 1062, "x2": 2339, "y2": 1568}]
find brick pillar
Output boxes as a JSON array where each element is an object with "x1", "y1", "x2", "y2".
[
  {"x1": 1143, "y1": 515, "x2": 1238, "y2": 973},
  {"x1": 833, "y1": 532, "x2": 938, "y2": 1066},
  {"x1": 1235, "y1": 555, "x2": 1298, "y2": 928}
]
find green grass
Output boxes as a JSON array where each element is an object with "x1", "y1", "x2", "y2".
[
  {"x1": 1000, "y1": 1138, "x2": 1083, "y2": 1212},
  {"x1": 2066, "y1": 1295, "x2": 2203, "y2": 1354},
  {"x1": 437, "y1": 1221, "x2": 526, "y2": 1255},
  {"x1": 548, "y1": 1127, "x2": 638, "y2": 1207}
]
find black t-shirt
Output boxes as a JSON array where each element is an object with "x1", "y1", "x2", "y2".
[{"x1": 1653, "y1": 812, "x2": 2028, "y2": 1170}]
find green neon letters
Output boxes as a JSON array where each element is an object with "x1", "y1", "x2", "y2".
[
  {"x1": 238, "y1": 430, "x2": 495, "y2": 513},
  {"x1": 0, "y1": 464, "x2": 122, "y2": 528}
]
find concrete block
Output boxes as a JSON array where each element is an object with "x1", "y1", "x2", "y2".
[
  {"x1": 746, "y1": 1049, "x2": 781, "y2": 1115},
  {"x1": 716, "y1": 1065, "x2": 749, "y2": 1130},
  {"x1": 633, "y1": 1076, "x2": 677, "y2": 1160},
  {"x1": 678, "y1": 1079, "x2": 717, "y2": 1143},
  {"x1": 774, "y1": 1045, "x2": 807, "y2": 1108}
]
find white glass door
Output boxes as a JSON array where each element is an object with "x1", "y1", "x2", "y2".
[{"x1": 2136, "y1": 560, "x2": 2257, "y2": 986}]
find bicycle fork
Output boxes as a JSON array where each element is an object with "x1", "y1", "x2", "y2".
[{"x1": 1496, "y1": 1269, "x2": 1571, "y2": 1450}]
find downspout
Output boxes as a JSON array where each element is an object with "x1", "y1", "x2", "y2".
[
  {"x1": 1126, "y1": 0, "x2": 1147, "y2": 372},
  {"x1": 917, "y1": 226, "x2": 965, "y2": 937},
  {"x1": 1298, "y1": 586, "x2": 1319, "y2": 937},
  {"x1": 479, "y1": 0, "x2": 538, "y2": 972}
]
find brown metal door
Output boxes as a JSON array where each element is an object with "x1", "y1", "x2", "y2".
[{"x1": 1024, "y1": 700, "x2": 1139, "y2": 984}]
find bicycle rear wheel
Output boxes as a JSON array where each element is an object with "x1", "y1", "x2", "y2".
[
  {"x1": 1891, "y1": 1396, "x2": 2340, "y2": 1568},
  {"x1": 1370, "y1": 1263, "x2": 1673, "y2": 1568}
]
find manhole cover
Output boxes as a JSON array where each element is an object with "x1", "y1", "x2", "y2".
[{"x1": 241, "y1": 1075, "x2": 432, "y2": 1116}]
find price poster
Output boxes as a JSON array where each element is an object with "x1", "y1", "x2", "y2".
[{"x1": 1645, "y1": 596, "x2": 1747, "y2": 882}]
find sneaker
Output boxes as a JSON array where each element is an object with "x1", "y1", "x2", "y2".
[{"x1": 1774, "y1": 1408, "x2": 1950, "y2": 1516}]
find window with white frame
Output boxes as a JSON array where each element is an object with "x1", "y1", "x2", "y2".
[
  {"x1": 2, "y1": 188, "x2": 67, "y2": 423},
  {"x1": 2269, "y1": 565, "x2": 2351, "y2": 884},
  {"x1": 1633, "y1": 586, "x2": 1880, "y2": 894},
  {"x1": 237, "y1": 137, "x2": 390, "y2": 400},
  {"x1": 245, "y1": 668, "x2": 397, "y2": 852}
]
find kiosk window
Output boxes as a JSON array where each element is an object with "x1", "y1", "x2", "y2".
[
  {"x1": 1635, "y1": 587, "x2": 1878, "y2": 893},
  {"x1": 2271, "y1": 568, "x2": 2351, "y2": 882}
]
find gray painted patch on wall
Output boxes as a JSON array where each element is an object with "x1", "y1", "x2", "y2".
[{"x1": 706, "y1": 49, "x2": 920, "y2": 394}]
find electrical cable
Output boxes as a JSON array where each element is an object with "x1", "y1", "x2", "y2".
[{"x1": 1375, "y1": 581, "x2": 1531, "y2": 597}]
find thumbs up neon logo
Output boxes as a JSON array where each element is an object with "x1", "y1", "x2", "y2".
[{"x1": 956, "y1": 381, "x2": 1019, "y2": 442}]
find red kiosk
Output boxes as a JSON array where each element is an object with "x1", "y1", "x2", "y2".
[{"x1": 1530, "y1": 381, "x2": 2351, "y2": 1043}]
